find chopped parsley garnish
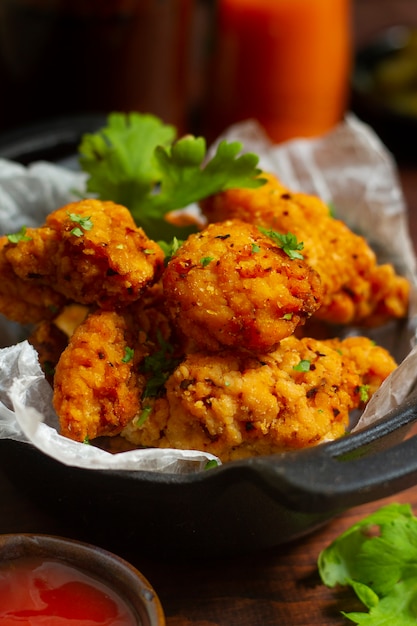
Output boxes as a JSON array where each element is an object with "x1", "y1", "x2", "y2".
[
  {"x1": 258, "y1": 227, "x2": 304, "y2": 260},
  {"x1": 78, "y1": 112, "x2": 265, "y2": 242},
  {"x1": 293, "y1": 359, "x2": 311, "y2": 372},
  {"x1": 205, "y1": 459, "x2": 220, "y2": 470},
  {"x1": 135, "y1": 404, "x2": 152, "y2": 427},
  {"x1": 141, "y1": 332, "x2": 182, "y2": 399},
  {"x1": 359, "y1": 384, "x2": 370, "y2": 403},
  {"x1": 318, "y1": 503, "x2": 417, "y2": 625},
  {"x1": 251, "y1": 243, "x2": 261, "y2": 254},
  {"x1": 159, "y1": 237, "x2": 185, "y2": 265},
  {"x1": 7, "y1": 226, "x2": 32, "y2": 243},
  {"x1": 67, "y1": 212, "x2": 93, "y2": 237},
  {"x1": 200, "y1": 256, "x2": 214, "y2": 267},
  {"x1": 282, "y1": 312, "x2": 294, "y2": 320},
  {"x1": 121, "y1": 346, "x2": 134, "y2": 363}
]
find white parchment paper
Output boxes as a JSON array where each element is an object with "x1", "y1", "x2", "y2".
[{"x1": 0, "y1": 114, "x2": 416, "y2": 472}]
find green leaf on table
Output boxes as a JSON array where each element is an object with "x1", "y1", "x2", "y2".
[{"x1": 318, "y1": 503, "x2": 417, "y2": 624}]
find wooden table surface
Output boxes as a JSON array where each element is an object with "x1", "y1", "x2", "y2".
[{"x1": 2, "y1": 1, "x2": 417, "y2": 625}]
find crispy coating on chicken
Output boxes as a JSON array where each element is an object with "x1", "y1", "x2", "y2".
[
  {"x1": 163, "y1": 219, "x2": 323, "y2": 353},
  {"x1": 54, "y1": 308, "x2": 145, "y2": 442},
  {"x1": 325, "y1": 335, "x2": 399, "y2": 397},
  {"x1": 200, "y1": 173, "x2": 410, "y2": 327},
  {"x1": 28, "y1": 320, "x2": 70, "y2": 384},
  {"x1": 0, "y1": 235, "x2": 68, "y2": 324},
  {"x1": 0, "y1": 182, "x2": 404, "y2": 461},
  {"x1": 3, "y1": 199, "x2": 165, "y2": 310},
  {"x1": 121, "y1": 336, "x2": 397, "y2": 462},
  {"x1": 53, "y1": 282, "x2": 177, "y2": 443}
]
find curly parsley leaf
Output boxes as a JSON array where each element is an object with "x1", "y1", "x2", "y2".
[
  {"x1": 318, "y1": 503, "x2": 417, "y2": 624},
  {"x1": 78, "y1": 112, "x2": 265, "y2": 242}
]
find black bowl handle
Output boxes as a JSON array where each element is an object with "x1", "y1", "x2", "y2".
[{"x1": 246, "y1": 389, "x2": 417, "y2": 513}]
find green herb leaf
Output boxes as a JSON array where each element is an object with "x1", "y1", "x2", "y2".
[
  {"x1": 293, "y1": 359, "x2": 311, "y2": 372},
  {"x1": 7, "y1": 226, "x2": 32, "y2": 243},
  {"x1": 159, "y1": 237, "x2": 185, "y2": 265},
  {"x1": 67, "y1": 212, "x2": 93, "y2": 237},
  {"x1": 122, "y1": 346, "x2": 134, "y2": 363},
  {"x1": 135, "y1": 404, "x2": 152, "y2": 427},
  {"x1": 359, "y1": 384, "x2": 370, "y2": 403},
  {"x1": 200, "y1": 256, "x2": 214, "y2": 267},
  {"x1": 205, "y1": 459, "x2": 220, "y2": 470},
  {"x1": 258, "y1": 227, "x2": 304, "y2": 260},
  {"x1": 141, "y1": 332, "x2": 182, "y2": 399},
  {"x1": 318, "y1": 503, "x2": 417, "y2": 624},
  {"x1": 78, "y1": 112, "x2": 265, "y2": 242}
]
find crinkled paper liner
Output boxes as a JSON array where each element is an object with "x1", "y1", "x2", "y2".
[{"x1": 0, "y1": 114, "x2": 416, "y2": 474}]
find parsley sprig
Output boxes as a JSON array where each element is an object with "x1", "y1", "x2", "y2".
[
  {"x1": 318, "y1": 503, "x2": 417, "y2": 624},
  {"x1": 78, "y1": 112, "x2": 265, "y2": 242}
]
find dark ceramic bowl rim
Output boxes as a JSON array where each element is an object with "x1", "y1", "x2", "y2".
[{"x1": 0, "y1": 533, "x2": 165, "y2": 625}]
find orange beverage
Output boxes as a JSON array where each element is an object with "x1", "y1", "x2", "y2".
[{"x1": 204, "y1": 0, "x2": 352, "y2": 143}]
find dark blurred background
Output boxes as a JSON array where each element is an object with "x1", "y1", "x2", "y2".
[{"x1": 0, "y1": 0, "x2": 416, "y2": 162}]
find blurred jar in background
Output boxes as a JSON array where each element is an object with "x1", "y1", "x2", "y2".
[
  {"x1": 0, "y1": 0, "x2": 215, "y2": 133},
  {"x1": 203, "y1": 0, "x2": 352, "y2": 143}
]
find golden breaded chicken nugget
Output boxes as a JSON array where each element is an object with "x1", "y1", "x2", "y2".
[
  {"x1": 122, "y1": 336, "x2": 397, "y2": 462},
  {"x1": 54, "y1": 308, "x2": 144, "y2": 442},
  {"x1": 4, "y1": 199, "x2": 165, "y2": 309},
  {"x1": 200, "y1": 173, "x2": 410, "y2": 327},
  {"x1": 0, "y1": 235, "x2": 67, "y2": 324},
  {"x1": 163, "y1": 219, "x2": 322, "y2": 353}
]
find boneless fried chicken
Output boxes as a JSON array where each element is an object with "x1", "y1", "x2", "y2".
[
  {"x1": 200, "y1": 173, "x2": 410, "y2": 327},
  {"x1": 53, "y1": 308, "x2": 144, "y2": 442},
  {"x1": 53, "y1": 281, "x2": 176, "y2": 442},
  {"x1": 163, "y1": 219, "x2": 323, "y2": 353},
  {"x1": 121, "y1": 335, "x2": 397, "y2": 462},
  {"x1": 0, "y1": 235, "x2": 68, "y2": 324},
  {"x1": 0, "y1": 178, "x2": 406, "y2": 462},
  {"x1": 2, "y1": 199, "x2": 165, "y2": 310}
]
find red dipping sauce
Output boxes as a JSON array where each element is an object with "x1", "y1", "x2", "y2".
[{"x1": 0, "y1": 556, "x2": 138, "y2": 625}]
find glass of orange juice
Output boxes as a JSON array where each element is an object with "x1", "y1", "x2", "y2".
[{"x1": 203, "y1": 0, "x2": 352, "y2": 143}]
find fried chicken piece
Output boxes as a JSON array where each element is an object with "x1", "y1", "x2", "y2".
[
  {"x1": 121, "y1": 335, "x2": 397, "y2": 462},
  {"x1": 200, "y1": 173, "x2": 410, "y2": 327},
  {"x1": 0, "y1": 235, "x2": 68, "y2": 324},
  {"x1": 28, "y1": 304, "x2": 90, "y2": 383},
  {"x1": 325, "y1": 335, "x2": 399, "y2": 397},
  {"x1": 162, "y1": 219, "x2": 323, "y2": 353},
  {"x1": 53, "y1": 283, "x2": 178, "y2": 443},
  {"x1": 28, "y1": 320, "x2": 69, "y2": 384},
  {"x1": 53, "y1": 308, "x2": 145, "y2": 442},
  {"x1": 4, "y1": 199, "x2": 165, "y2": 310}
]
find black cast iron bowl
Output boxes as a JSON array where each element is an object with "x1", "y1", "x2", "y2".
[
  {"x1": 1, "y1": 116, "x2": 417, "y2": 558},
  {"x1": 1, "y1": 390, "x2": 417, "y2": 559}
]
